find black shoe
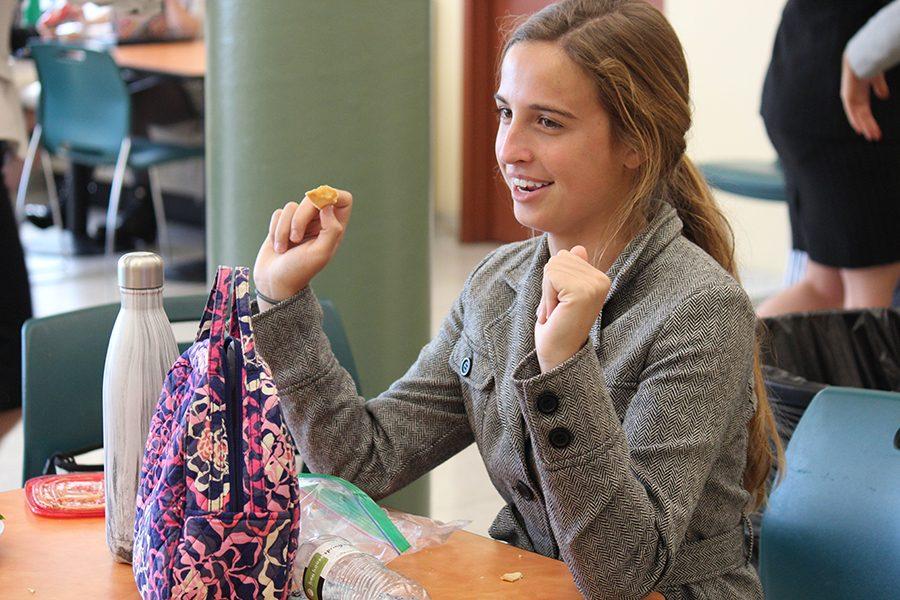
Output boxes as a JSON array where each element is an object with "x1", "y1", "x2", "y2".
[
  {"x1": 92, "y1": 225, "x2": 140, "y2": 251},
  {"x1": 24, "y1": 205, "x2": 54, "y2": 229},
  {"x1": 117, "y1": 195, "x2": 157, "y2": 244}
]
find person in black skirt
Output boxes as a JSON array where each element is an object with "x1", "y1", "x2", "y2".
[
  {"x1": 0, "y1": 146, "x2": 33, "y2": 411},
  {"x1": 758, "y1": 0, "x2": 900, "y2": 316},
  {"x1": 1, "y1": 1, "x2": 32, "y2": 410}
]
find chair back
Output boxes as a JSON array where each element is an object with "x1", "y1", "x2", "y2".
[
  {"x1": 21, "y1": 295, "x2": 205, "y2": 483},
  {"x1": 321, "y1": 299, "x2": 363, "y2": 395},
  {"x1": 699, "y1": 160, "x2": 787, "y2": 202},
  {"x1": 29, "y1": 42, "x2": 130, "y2": 157},
  {"x1": 21, "y1": 295, "x2": 361, "y2": 482},
  {"x1": 760, "y1": 387, "x2": 900, "y2": 599}
]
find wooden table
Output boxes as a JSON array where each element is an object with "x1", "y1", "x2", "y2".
[
  {"x1": 0, "y1": 489, "x2": 581, "y2": 599},
  {"x1": 111, "y1": 40, "x2": 205, "y2": 79}
]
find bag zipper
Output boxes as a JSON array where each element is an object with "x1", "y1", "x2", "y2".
[{"x1": 223, "y1": 336, "x2": 245, "y2": 512}]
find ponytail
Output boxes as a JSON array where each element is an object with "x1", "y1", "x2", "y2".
[{"x1": 667, "y1": 155, "x2": 785, "y2": 510}]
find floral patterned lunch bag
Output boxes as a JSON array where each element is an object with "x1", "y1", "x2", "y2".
[{"x1": 133, "y1": 266, "x2": 300, "y2": 599}]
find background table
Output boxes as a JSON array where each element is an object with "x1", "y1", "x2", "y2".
[
  {"x1": 112, "y1": 40, "x2": 205, "y2": 78},
  {"x1": 0, "y1": 489, "x2": 582, "y2": 599}
]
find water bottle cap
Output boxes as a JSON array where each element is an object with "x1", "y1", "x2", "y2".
[{"x1": 117, "y1": 252, "x2": 165, "y2": 289}]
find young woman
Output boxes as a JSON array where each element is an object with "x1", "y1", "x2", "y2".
[{"x1": 252, "y1": 1, "x2": 781, "y2": 598}]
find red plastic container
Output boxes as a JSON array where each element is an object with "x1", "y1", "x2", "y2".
[{"x1": 24, "y1": 472, "x2": 105, "y2": 518}]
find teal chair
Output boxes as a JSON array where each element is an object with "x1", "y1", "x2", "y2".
[
  {"x1": 700, "y1": 160, "x2": 787, "y2": 202},
  {"x1": 15, "y1": 42, "x2": 204, "y2": 256},
  {"x1": 760, "y1": 387, "x2": 900, "y2": 599},
  {"x1": 22, "y1": 296, "x2": 360, "y2": 483}
]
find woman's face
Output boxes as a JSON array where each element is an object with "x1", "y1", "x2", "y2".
[{"x1": 495, "y1": 41, "x2": 639, "y2": 242}]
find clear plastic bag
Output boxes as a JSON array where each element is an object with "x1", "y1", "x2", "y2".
[{"x1": 297, "y1": 474, "x2": 469, "y2": 563}]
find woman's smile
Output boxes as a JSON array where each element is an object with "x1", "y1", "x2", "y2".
[{"x1": 508, "y1": 174, "x2": 556, "y2": 202}]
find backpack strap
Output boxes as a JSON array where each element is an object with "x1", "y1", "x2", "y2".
[
  {"x1": 230, "y1": 266, "x2": 299, "y2": 511},
  {"x1": 204, "y1": 265, "x2": 233, "y2": 415},
  {"x1": 230, "y1": 267, "x2": 259, "y2": 368},
  {"x1": 187, "y1": 266, "x2": 234, "y2": 512},
  {"x1": 196, "y1": 266, "x2": 233, "y2": 344}
]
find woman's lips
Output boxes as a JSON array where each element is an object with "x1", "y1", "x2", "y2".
[{"x1": 509, "y1": 178, "x2": 554, "y2": 202}]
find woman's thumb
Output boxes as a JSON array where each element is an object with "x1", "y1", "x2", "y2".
[
  {"x1": 873, "y1": 73, "x2": 890, "y2": 100},
  {"x1": 313, "y1": 205, "x2": 342, "y2": 248},
  {"x1": 571, "y1": 245, "x2": 589, "y2": 262}
]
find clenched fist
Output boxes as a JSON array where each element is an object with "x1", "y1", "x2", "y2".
[{"x1": 535, "y1": 245, "x2": 610, "y2": 372}]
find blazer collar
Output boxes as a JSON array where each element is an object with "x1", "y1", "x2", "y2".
[{"x1": 502, "y1": 200, "x2": 684, "y2": 303}]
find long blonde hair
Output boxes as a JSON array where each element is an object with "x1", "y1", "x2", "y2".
[{"x1": 502, "y1": 0, "x2": 783, "y2": 510}]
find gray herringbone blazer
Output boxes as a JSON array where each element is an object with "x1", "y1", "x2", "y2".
[{"x1": 252, "y1": 201, "x2": 763, "y2": 599}]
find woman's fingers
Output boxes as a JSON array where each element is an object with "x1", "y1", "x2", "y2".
[
  {"x1": 332, "y1": 189, "x2": 353, "y2": 225},
  {"x1": 273, "y1": 202, "x2": 298, "y2": 253},
  {"x1": 542, "y1": 262, "x2": 559, "y2": 321},
  {"x1": 570, "y1": 245, "x2": 589, "y2": 262},
  {"x1": 267, "y1": 208, "x2": 282, "y2": 242},
  {"x1": 854, "y1": 100, "x2": 881, "y2": 141},
  {"x1": 290, "y1": 197, "x2": 321, "y2": 244},
  {"x1": 271, "y1": 189, "x2": 350, "y2": 255},
  {"x1": 311, "y1": 205, "x2": 344, "y2": 253},
  {"x1": 872, "y1": 73, "x2": 890, "y2": 100},
  {"x1": 845, "y1": 105, "x2": 863, "y2": 137}
]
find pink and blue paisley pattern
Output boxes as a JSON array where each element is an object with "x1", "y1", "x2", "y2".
[{"x1": 134, "y1": 267, "x2": 300, "y2": 599}]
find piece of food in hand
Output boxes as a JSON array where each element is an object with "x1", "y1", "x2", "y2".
[
  {"x1": 500, "y1": 572, "x2": 524, "y2": 582},
  {"x1": 306, "y1": 185, "x2": 339, "y2": 210}
]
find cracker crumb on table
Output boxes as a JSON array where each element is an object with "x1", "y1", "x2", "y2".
[{"x1": 501, "y1": 572, "x2": 524, "y2": 582}]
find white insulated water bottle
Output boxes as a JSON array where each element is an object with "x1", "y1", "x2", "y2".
[{"x1": 102, "y1": 252, "x2": 178, "y2": 563}]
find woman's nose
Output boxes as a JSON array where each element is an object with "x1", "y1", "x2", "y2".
[{"x1": 497, "y1": 122, "x2": 533, "y2": 165}]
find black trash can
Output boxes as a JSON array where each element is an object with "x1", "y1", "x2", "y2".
[{"x1": 761, "y1": 308, "x2": 900, "y2": 447}]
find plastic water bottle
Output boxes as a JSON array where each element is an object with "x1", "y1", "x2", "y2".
[
  {"x1": 293, "y1": 535, "x2": 431, "y2": 600},
  {"x1": 102, "y1": 252, "x2": 178, "y2": 563}
]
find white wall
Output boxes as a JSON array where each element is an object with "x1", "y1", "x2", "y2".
[
  {"x1": 667, "y1": 0, "x2": 789, "y2": 287},
  {"x1": 431, "y1": 0, "x2": 464, "y2": 229},
  {"x1": 432, "y1": 0, "x2": 792, "y2": 289}
]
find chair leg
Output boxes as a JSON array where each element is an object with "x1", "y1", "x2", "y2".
[
  {"x1": 105, "y1": 138, "x2": 132, "y2": 256},
  {"x1": 40, "y1": 150, "x2": 63, "y2": 229},
  {"x1": 14, "y1": 124, "x2": 42, "y2": 224},
  {"x1": 147, "y1": 166, "x2": 170, "y2": 259}
]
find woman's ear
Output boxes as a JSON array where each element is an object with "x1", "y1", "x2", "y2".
[{"x1": 623, "y1": 146, "x2": 642, "y2": 170}]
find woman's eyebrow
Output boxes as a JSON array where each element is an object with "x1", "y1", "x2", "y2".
[{"x1": 493, "y1": 94, "x2": 577, "y2": 120}]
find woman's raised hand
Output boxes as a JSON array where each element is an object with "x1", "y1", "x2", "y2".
[
  {"x1": 535, "y1": 246, "x2": 611, "y2": 373},
  {"x1": 253, "y1": 189, "x2": 352, "y2": 304},
  {"x1": 841, "y1": 53, "x2": 890, "y2": 142}
]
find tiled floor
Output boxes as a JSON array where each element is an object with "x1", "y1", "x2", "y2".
[{"x1": 1, "y1": 214, "x2": 781, "y2": 538}]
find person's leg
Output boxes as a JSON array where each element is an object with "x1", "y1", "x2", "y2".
[
  {"x1": 757, "y1": 259, "x2": 844, "y2": 317},
  {"x1": 0, "y1": 144, "x2": 33, "y2": 410},
  {"x1": 840, "y1": 262, "x2": 900, "y2": 309}
]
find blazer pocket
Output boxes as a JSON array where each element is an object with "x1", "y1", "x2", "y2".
[{"x1": 450, "y1": 333, "x2": 495, "y2": 423}]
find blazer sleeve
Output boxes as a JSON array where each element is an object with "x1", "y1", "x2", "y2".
[
  {"x1": 846, "y1": 0, "x2": 900, "y2": 78},
  {"x1": 251, "y1": 285, "x2": 472, "y2": 501},
  {"x1": 511, "y1": 284, "x2": 757, "y2": 599}
]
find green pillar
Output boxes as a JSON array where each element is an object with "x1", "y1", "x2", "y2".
[{"x1": 206, "y1": 0, "x2": 431, "y2": 514}]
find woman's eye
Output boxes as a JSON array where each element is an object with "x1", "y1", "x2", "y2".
[
  {"x1": 496, "y1": 107, "x2": 512, "y2": 121},
  {"x1": 538, "y1": 116, "x2": 562, "y2": 129}
]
